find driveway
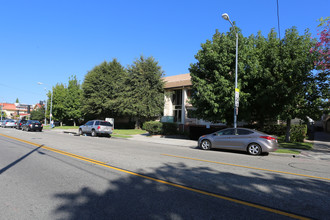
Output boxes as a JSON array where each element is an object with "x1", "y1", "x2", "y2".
[{"x1": 300, "y1": 132, "x2": 330, "y2": 160}]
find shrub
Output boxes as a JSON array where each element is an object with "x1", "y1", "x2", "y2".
[
  {"x1": 143, "y1": 121, "x2": 162, "y2": 135},
  {"x1": 162, "y1": 122, "x2": 178, "y2": 135},
  {"x1": 244, "y1": 124, "x2": 286, "y2": 136},
  {"x1": 290, "y1": 125, "x2": 307, "y2": 142}
]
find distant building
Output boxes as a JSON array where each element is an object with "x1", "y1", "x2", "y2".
[
  {"x1": 0, "y1": 103, "x2": 30, "y2": 119},
  {"x1": 162, "y1": 73, "x2": 225, "y2": 132}
]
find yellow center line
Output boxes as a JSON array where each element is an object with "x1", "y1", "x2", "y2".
[
  {"x1": 0, "y1": 133, "x2": 310, "y2": 220},
  {"x1": 161, "y1": 153, "x2": 330, "y2": 181}
]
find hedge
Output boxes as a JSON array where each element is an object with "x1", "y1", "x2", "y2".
[
  {"x1": 143, "y1": 121, "x2": 178, "y2": 135},
  {"x1": 142, "y1": 121, "x2": 163, "y2": 135},
  {"x1": 245, "y1": 124, "x2": 307, "y2": 142},
  {"x1": 290, "y1": 125, "x2": 307, "y2": 142},
  {"x1": 162, "y1": 122, "x2": 178, "y2": 135}
]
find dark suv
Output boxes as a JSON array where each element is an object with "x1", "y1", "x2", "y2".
[{"x1": 78, "y1": 120, "x2": 113, "y2": 137}]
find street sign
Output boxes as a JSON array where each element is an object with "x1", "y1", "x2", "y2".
[{"x1": 235, "y1": 88, "x2": 239, "y2": 108}]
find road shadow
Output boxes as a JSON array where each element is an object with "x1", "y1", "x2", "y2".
[
  {"x1": 53, "y1": 162, "x2": 330, "y2": 219},
  {"x1": 0, "y1": 145, "x2": 43, "y2": 175}
]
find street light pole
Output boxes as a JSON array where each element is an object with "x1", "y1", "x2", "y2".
[
  {"x1": 38, "y1": 82, "x2": 53, "y2": 127},
  {"x1": 222, "y1": 13, "x2": 239, "y2": 128},
  {"x1": 50, "y1": 90, "x2": 53, "y2": 127}
]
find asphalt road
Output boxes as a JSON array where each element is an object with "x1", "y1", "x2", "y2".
[{"x1": 0, "y1": 128, "x2": 330, "y2": 220}]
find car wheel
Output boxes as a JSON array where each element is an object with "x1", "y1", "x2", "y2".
[
  {"x1": 247, "y1": 143, "x2": 262, "y2": 155},
  {"x1": 78, "y1": 129, "x2": 83, "y2": 136},
  {"x1": 200, "y1": 139, "x2": 211, "y2": 150},
  {"x1": 91, "y1": 130, "x2": 97, "y2": 137}
]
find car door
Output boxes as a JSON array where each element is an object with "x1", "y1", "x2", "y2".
[
  {"x1": 83, "y1": 121, "x2": 94, "y2": 133},
  {"x1": 229, "y1": 129, "x2": 254, "y2": 150},
  {"x1": 213, "y1": 128, "x2": 236, "y2": 149}
]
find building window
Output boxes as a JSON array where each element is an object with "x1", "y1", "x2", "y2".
[
  {"x1": 172, "y1": 90, "x2": 182, "y2": 105},
  {"x1": 173, "y1": 106, "x2": 182, "y2": 123},
  {"x1": 172, "y1": 89, "x2": 182, "y2": 123}
]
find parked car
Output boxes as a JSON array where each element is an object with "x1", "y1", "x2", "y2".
[
  {"x1": 16, "y1": 119, "x2": 27, "y2": 130},
  {"x1": 21, "y1": 120, "x2": 43, "y2": 132},
  {"x1": 198, "y1": 128, "x2": 278, "y2": 155},
  {"x1": 0, "y1": 120, "x2": 5, "y2": 127},
  {"x1": 1, "y1": 119, "x2": 17, "y2": 128},
  {"x1": 78, "y1": 120, "x2": 113, "y2": 137}
]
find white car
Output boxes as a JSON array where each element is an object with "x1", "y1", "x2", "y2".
[{"x1": 2, "y1": 119, "x2": 17, "y2": 128}]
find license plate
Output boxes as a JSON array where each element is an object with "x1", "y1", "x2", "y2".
[{"x1": 35, "y1": 125, "x2": 39, "y2": 127}]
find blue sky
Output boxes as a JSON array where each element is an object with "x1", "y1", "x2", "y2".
[{"x1": 0, "y1": 0, "x2": 329, "y2": 105}]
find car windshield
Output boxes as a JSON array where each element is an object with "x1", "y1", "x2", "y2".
[{"x1": 30, "y1": 120, "x2": 40, "y2": 123}]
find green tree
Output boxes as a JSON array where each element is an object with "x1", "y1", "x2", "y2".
[
  {"x1": 66, "y1": 75, "x2": 82, "y2": 126},
  {"x1": 278, "y1": 28, "x2": 324, "y2": 141},
  {"x1": 50, "y1": 83, "x2": 67, "y2": 122},
  {"x1": 30, "y1": 106, "x2": 45, "y2": 122},
  {"x1": 1, "y1": 110, "x2": 7, "y2": 119},
  {"x1": 82, "y1": 59, "x2": 128, "y2": 120},
  {"x1": 189, "y1": 27, "x2": 246, "y2": 124},
  {"x1": 126, "y1": 56, "x2": 165, "y2": 128},
  {"x1": 242, "y1": 30, "x2": 283, "y2": 126},
  {"x1": 190, "y1": 26, "x2": 324, "y2": 142},
  {"x1": 15, "y1": 98, "x2": 19, "y2": 103}
]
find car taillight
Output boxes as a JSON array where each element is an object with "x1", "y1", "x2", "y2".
[
  {"x1": 20, "y1": 123, "x2": 22, "y2": 126},
  {"x1": 29, "y1": 124, "x2": 32, "y2": 127},
  {"x1": 260, "y1": 136, "x2": 276, "y2": 141},
  {"x1": 97, "y1": 126, "x2": 101, "y2": 129}
]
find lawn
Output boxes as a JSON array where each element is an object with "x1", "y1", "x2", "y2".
[
  {"x1": 275, "y1": 149, "x2": 301, "y2": 154},
  {"x1": 279, "y1": 142, "x2": 313, "y2": 150},
  {"x1": 112, "y1": 129, "x2": 147, "y2": 135},
  {"x1": 274, "y1": 140, "x2": 313, "y2": 154}
]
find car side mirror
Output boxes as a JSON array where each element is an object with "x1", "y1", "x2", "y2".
[{"x1": 212, "y1": 133, "x2": 217, "y2": 136}]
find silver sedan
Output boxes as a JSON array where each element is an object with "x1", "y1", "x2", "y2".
[{"x1": 198, "y1": 128, "x2": 278, "y2": 155}]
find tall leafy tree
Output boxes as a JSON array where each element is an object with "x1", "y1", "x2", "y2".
[
  {"x1": 66, "y1": 75, "x2": 82, "y2": 126},
  {"x1": 279, "y1": 28, "x2": 325, "y2": 141},
  {"x1": 50, "y1": 83, "x2": 67, "y2": 122},
  {"x1": 243, "y1": 30, "x2": 283, "y2": 126},
  {"x1": 189, "y1": 27, "x2": 246, "y2": 124},
  {"x1": 126, "y1": 56, "x2": 165, "y2": 127},
  {"x1": 82, "y1": 59, "x2": 128, "y2": 120},
  {"x1": 190, "y1": 26, "x2": 325, "y2": 141},
  {"x1": 30, "y1": 106, "x2": 45, "y2": 122}
]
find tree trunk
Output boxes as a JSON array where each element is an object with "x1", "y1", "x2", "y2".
[
  {"x1": 135, "y1": 118, "x2": 140, "y2": 129},
  {"x1": 285, "y1": 118, "x2": 291, "y2": 142}
]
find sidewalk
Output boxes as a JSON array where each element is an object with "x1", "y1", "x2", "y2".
[
  {"x1": 299, "y1": 132, "x2": 330, "y2": 160},
  {"x1": 129, "y1": 134, "x2": 197, "y2": 147}
]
